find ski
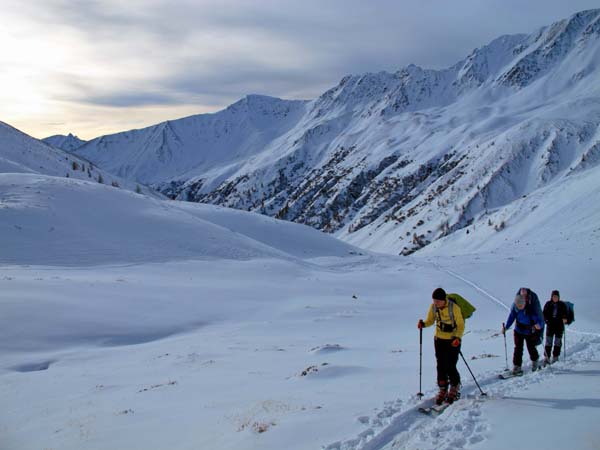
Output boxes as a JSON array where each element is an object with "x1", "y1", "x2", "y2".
[
  {"x1": 419, "y1": 402, "x2": 451, "y2": 415},
  {"x1": 498, "y1": 371, "x2": 523, "y2": 379},
  {"x1": 499, "y1": 363, "x2": 546, "y2": 379}
]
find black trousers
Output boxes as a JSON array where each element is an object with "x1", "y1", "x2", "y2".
[
  {"x1": 513, "y1": 331, "x2": 539, "y2": 367},
  {"x1": 545, "y1": 325, "x2": 564, "y2": 357},
  {"x1": 434, "y1": 337, "x2": 461, "y2": 387}
]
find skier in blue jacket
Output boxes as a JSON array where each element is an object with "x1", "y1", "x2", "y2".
[{"x1": 503, "y1": 293, "x2": 544, "y2": 374}]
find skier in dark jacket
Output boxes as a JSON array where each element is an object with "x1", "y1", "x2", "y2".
[
  {"x1": 543, "y1": 290, "x2": 568, "y2": 364},
  {"x1": 503, "y1": 293, "x2": 543, "y2": 374}
]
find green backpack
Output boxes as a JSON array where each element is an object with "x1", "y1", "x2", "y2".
[{"x1": 446, "y1": 293, "x2": 476, "y2": 322}]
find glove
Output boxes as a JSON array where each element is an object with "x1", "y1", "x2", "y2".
[
  {"x1": 501, "y1": 323, "x2": 506, "y2": 335},
  {"x1": 451, "y1": 337, "x2": 461, "y2": 347},
  {"x1": 417, "y1": 320, "x2": 425, "y2": 329}
]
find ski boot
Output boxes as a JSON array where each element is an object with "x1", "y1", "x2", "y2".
[
  {"x1": 447, "y1": 384, "x2": 461, "y2": 404},
  {"x1": 531, "y1": 360, "x2": 540, "y2": 372},
  {"x1": 512, "y1": 365, "x2": 523, "y2": 375},
  {"x1": 435, "y1": 383, "x2": 448, "y2": 406}
]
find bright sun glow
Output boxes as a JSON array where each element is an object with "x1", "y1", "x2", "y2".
[{"x1": 0, "y1": 7, "x2": 219, "y2": 139}]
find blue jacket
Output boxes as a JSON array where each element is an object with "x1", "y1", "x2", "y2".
[{"x1": 505, "y1": 303, "x2": 544, "y2": 335}]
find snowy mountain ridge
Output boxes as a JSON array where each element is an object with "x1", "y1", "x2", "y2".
[
  {"x1": 70, "y1": 95, "x2": 308, "y2": 187},
  {"x1": 54, "y1": 9, "x2": 600, "y2": 255},
  {"x1": 43, "y1": 133, "x2": 87, "y2": 152},
  {"x1": 0, "y1": 121, "x2": 155, "y2": 196}
]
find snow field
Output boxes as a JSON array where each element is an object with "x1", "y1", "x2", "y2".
[{"x1": 1, "y1": 247, "x2": 598, "y2": 450}]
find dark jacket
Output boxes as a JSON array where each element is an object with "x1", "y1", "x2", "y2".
[{"x1": 543, "y1": 300, "x2": 567, "y2": 331}]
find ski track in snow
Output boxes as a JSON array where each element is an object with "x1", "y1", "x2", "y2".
[
  {"x1": 322, "y1": 266, "x2": 600, "y2": 450},
  {"x1": 438, "y1": 266, "x2": 509, "y2": 312}
]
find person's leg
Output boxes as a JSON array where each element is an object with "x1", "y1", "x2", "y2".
[
  {"x1": 434, "y1": 338, "x2": 449, "y2": 387},
  {"x1": 513, "y1": 331, "x2": 525, "y2": 368},
  {"x1": 544, "y1": 327, "x2": 554, "y2": 361},
  {"x1": 553, "y1": 328, "x2": 564, "y2": 359},
  {"x1": 434, "y1": 338, "x2": 450, "y2": 404},
  {"x1": 447, "y1": 343, "x2": 461, "y2": 402},
  {"x1": 525, "y1": 334, "x2": 540, "y2": 365},
  {"x1": 447, "y1": 344, "x2": 461, "y2": 386}
]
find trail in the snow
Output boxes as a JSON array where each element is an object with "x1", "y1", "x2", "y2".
[
  {"x1": 321, "y1": 263, "x2": 600, "y2": 450},
  {"x1": 322, "y1": 330, "x2": 600, "y2": 450}
]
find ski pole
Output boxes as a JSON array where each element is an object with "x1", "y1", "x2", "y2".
[
  {"x1": 417, "y1": 326, "x2": 424, "y2": 398},
  {"x1": 459, "y1": 350, "x2": 487, "y2": 396},
  {"x1": 564, "y1": 327, "x2": 567, "y2": 363},
  {"x1": 502, "y1": 322, "x2": 508, "y2": 370}
]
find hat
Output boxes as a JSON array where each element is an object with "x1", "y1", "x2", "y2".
[
  {"x1": 432, "y1": 288, "x2": 447, "y2": 301},
  {"x1": 551, "y1": 290, "x2": 560, "y2": 298},
  {"x1": 514, "y1": 294, "x2": 526, "y2": 308}
]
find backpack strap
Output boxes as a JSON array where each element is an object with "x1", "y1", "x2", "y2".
[
  {"x1": 433, "y1": 300, "x2": 456, "y2": 329},
  {"x1": 447, "y1": 299, "x2": 456, "y2": 328}
]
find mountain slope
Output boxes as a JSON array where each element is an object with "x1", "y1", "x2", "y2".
[
  {"x1": 72, "y1": 95, "x2": 308, "y2": 186},
  {"x1": 417, "y1": 160, "x2": 600, "y2": 256},
  {"x1": 0, "y1": 121, "x2": 154, "y2": 196},
  {"x1": 69, "y1": 9, "x2": 600, "y2": 255}
]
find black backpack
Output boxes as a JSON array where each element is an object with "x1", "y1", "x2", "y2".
[{"x1": 564, "y1": 301, "x2": 575, "y2": 325}]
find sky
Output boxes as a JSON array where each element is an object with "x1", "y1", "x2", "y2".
[{"x1": 1, "y1": 0, "x2": 599, "y2": 140}]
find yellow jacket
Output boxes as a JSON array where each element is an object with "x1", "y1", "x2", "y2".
[{"x1": 423, "y1": 301, "x2": 465, "y2": 340}]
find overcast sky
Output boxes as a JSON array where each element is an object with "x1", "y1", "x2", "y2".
[{"x1": 1, "y1": 0, "x2": 598, "y2": 139}]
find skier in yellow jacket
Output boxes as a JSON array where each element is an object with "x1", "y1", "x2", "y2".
[{"x1": 418, "y1": 287, "x2": 465, "y2": 405}]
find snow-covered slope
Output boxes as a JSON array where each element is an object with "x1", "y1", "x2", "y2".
[
  {"x1": 68, "y1": 9, "x2": 600, "y2": 256},
  {"x1": 0, "y1": 173, "x2": 358, "y2": 266},
  {"x1": 43, "y1": 133, "x2": 87, "y2": 152},
  {"x1": 174, "y1": 201, "x2": 363, "y2": 259},
  {"x1": 418, "y1": 162, "x2": 600, "y2": 257},
  {"x1": 1, "y1": 201, "x2": 598, "y2": 450},
  {"x1": 0, "y1": 121, "x2": 155, "y2": 196}
]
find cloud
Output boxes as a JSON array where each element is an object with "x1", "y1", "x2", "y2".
[{"x1": 1, "y1": 0, "x2": 599, "y2": 138}]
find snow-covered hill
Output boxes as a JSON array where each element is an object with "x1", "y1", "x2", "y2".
[
  {"x1": 0, "y1": 173, "x2": 358, "y2": 266},
  {"x1": 1, "y1": 180, "x2": 598, "y2": 449},
  {"x1": 65, "y1": 9, "x2": 600, "y2": 255},
  {"x1": 0, "y1": 121, "x2": 154, "y2": 196}
]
